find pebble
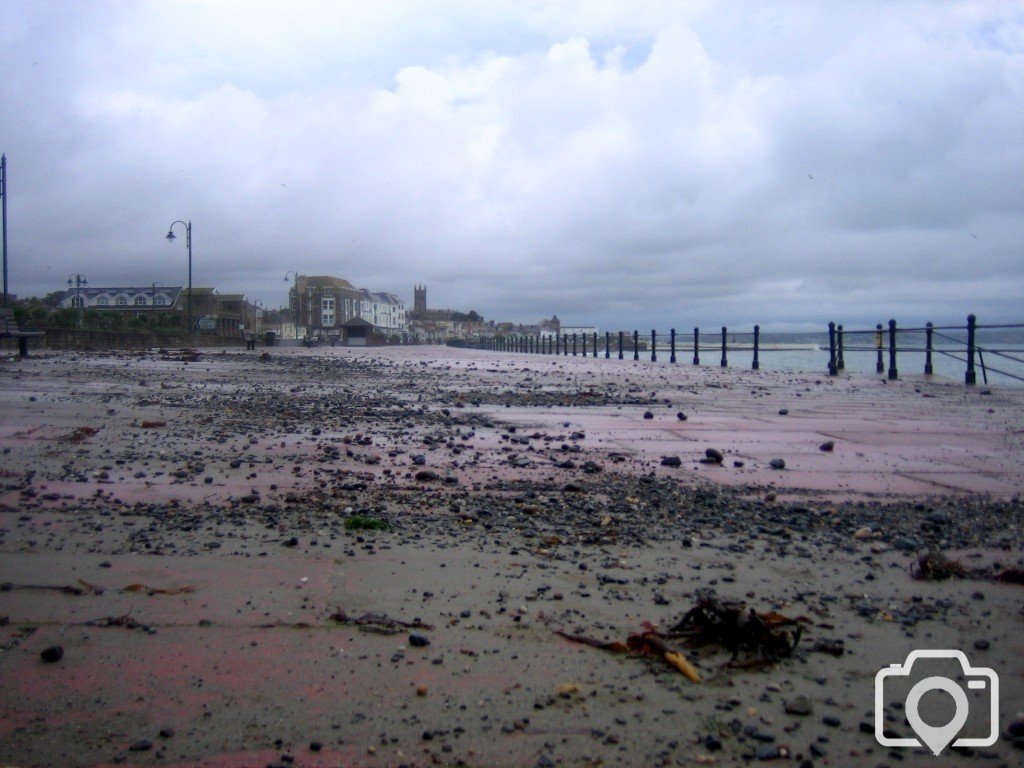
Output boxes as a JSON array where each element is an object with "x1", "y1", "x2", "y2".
[
  {"x1": 409, "y1": 633, "x2": 430, "y2": 647},
  {"x1": 892, "y1": 536, "x2": 919, "y2": 551},
  {"x1": 40, "y1": 645, "x2": 64, "y2": 663},
  {"x1": 660, "y1": 456, "x2": 682, "y2": 467},
  {"x1": 705, "y1": 448, "x2": 724, "y2": 464},
  {"x1": 128, "y1": 739, "x2": 152, "y2": 752},
  {"x1": 819, "y1": 440, "x2": 834, "y2": 451},
  {"x1": 769, "y1": 458, "x2": 786, "y2": 470},
  {"x1": 784, "y1": 695, "x2": 812, "y2": 716}
]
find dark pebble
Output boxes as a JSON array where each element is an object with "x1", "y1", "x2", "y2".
[
  {"x1": 40, "y1": 645, "x2": 64, "y2": 663},
  {"x1": 784, "y1": 695, "x2": 812, "y2": 716},
  {"x1": 974, "y1": 638, "x2": 990, "y2": 651},
  {"x1": 643, "y1": 411, "x2": 654, "y2": 420},
  {"x1": 409, "y1": 633, "x2": 430, "y2": 647},
  {"x1": 769, "y1": 458, "x2": 786, "y2": 470},
  {"x1": 819, "y1": 440, "x2": 834, "y2": 452},
  {"x1": 821, "y1": 715, "x2": 841, "y2": 728},
  {"x1": 756, "y1": 745, "x2": 779, "y2": 760},
  {"x1": 660, "y1": 456, "x2": 682, "y2": 467},
  {"x1": 128, "y1": 739, "x2": 152, "y2": 752}
]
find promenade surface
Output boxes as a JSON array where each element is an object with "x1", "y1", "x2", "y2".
[{"x1": 1, "y1": 345, "x2": 1022, "y2": 768}]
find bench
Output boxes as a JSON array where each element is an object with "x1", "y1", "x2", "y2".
[{"x1": 0, "y1": 308, "x2": 44, "y2": 357}]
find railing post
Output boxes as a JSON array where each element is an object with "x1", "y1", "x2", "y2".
[
  {"x1": 670, "y1": 328, "x2": 676, "y2": 364},
  {"x1": 572, "y1": 333, "x2": 577, "y2": 357},
  {"x1": 618, "y1": 331, "x2": 623, "y2": 360},
  {"x1": 837, "y1": 324, "x2": 845, "y2": 371},
  {"x1": 693, "y1": 327, "x2": 700, "y2": 365},
  {"x1": 887, "y1": 319, "x2": 898, "y2": 380},
  {"x1": 582, "y1": 332, "x2": 587, "y2": 357},
  {"x1": 563, "y1": 333, "x2": 568, "y2": 356},
  {"x1": 720, "y1": 326, "x2": 728, "y2": 367},
  {"x1": 651, "y1": 329, "x2": 657, "y2": 362},
  {"x1": 965, "y1": 314, "x2": 976, "y2": 385},
  {"x1": 875, "y1": 324, "x2": 884, "y2": 373},
  {"x1": 605, "y1": 331, "x2": 610, "y2": 359},
  {"x1": 752, "y1": 325, "x2": 760, "y2": 370},
  {"x1": 633, "y1": 330, "x2": 639, "y2": 361},
  {"x1": 593, "y1": 332, "x2": 598, "y2": 358},
  {"x1": 828, "y1": 322, "x2": 837, "y2": 376},
  {"x1": 555, "y1": 333, "x2": 560, "y2": 355},
  {"x1": 925, "y1": 322, "x2": 934, "y2": 375}
]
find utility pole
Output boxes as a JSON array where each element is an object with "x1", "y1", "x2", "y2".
[{"x1": 1, "y1": 154, "x2": 8, "y2": 308}]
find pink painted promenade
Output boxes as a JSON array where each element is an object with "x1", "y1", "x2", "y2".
[{"x1": 1, "y1": 346, "x2": 1022, "y2": 767}]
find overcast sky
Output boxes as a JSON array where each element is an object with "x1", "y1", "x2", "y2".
[{"x1": 2, "y1": 1, "x2": 1022, "y2": 331}]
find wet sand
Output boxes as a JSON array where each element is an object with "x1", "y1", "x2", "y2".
[{"x1": 1, "y1": 345, "x2": 1022, "y2": 768}]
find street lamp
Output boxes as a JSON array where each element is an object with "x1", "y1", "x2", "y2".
[
  {"x1": 67, "y1": 273, "x2": 87, "y2": 328},
  {"x1": 1, "y1": 154, "x2": 8, "y2": 308},
  {"x1": 165, "y1": 220, "x2": 192, "y2": 335},
  {"x1": 284, "y1": 270, "x2": 300, "y2": 339}
]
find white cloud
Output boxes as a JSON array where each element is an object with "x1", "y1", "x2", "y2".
[{"x1": 1, "y1": 0, "x2": 1022, "y2": 329}]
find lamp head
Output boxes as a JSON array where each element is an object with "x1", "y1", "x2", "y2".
[{"x1": 165, "y1": 230, "x2": 176, "y2": 242}]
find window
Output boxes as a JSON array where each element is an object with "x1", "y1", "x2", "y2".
[
  {"x1": 71, "y1": 296, "x2": 83, "y2": 308},
  {"x1": 96, "y1": 296, "x2": 109, "y2": 306},
  {"x1": 322, "y1": 298, "x2": 335, "y2": 311},
  {"x1": 115, "y1": 295, "x2": 127, "y2": 306},
  {"x1": 322, "y1": 311, "x2": 335, "y2": 326},
  {"x1": 154, "y1": 294, "x2": 166, "y2": 306},
  {"x1": 134, "y1": 295, "x2": 147, "y2": 306}
]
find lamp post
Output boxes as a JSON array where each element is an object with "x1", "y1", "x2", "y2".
[
  {"x1": 284, "y1": 270, "x2": 299, "y2": 339},
  {"x1": 165, "y1": 220, "x2": 192, "y2": 335},
  {"x1": 67, "y1": 273, "x2": 87, "y2": 328},
  {"x1": 1, "y1": 154, "x2": 8, "y2": 308}
]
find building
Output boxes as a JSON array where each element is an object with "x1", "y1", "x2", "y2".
[
  {"x1": 287, "y1": 275, "x2": 407, "y2": 341},
  {"x1": 60, "y1": 285, "x2": 183, "y2": 314},
  {"x1": 58, "y1": 285, "x2": 251, "y2": 337}
]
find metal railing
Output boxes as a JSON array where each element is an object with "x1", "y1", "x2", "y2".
[
  {"x1": 461, "y1": 325, "x2": 775, "y2": 371},
  {"x1": 451, "y1": 315, "x2": 1024, "y2": 386},
  {"x1": 827, "y1": 315, "x2": 1024, "y2": 385}
]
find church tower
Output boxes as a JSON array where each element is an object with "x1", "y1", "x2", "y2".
[{"x1": 413, "y1": 284, "x2": 427, "y2": 315}]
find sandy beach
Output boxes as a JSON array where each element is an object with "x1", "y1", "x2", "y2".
[{"x1": 1, "y1": 345, "x2": 1022, "y2": 768}]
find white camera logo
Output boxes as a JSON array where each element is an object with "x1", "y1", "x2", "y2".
[{"x1": 875, "y1": 650, "x2": 999, "y2": 755}]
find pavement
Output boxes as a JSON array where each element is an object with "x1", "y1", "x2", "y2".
[{"x1": 1, "y1": 345, "x2": 1022, "y2": 768}]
